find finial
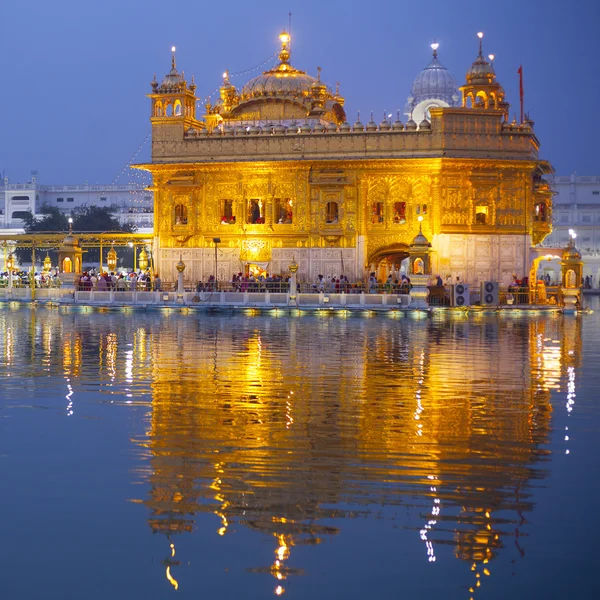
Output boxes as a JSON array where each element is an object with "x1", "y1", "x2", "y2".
[
  {"x1": 370, "y1": 110, "x2": 374, "y2": 121},
  {"x1": 335, "y1": 81, "x2": 340, "y2": 96},
  {"x1": 222, "y1": 69, "x2": 230, "y2": 85},
  {"x1": 431, "y1": 39, "x2": 439, "y2": 58},
  {"x1": 171, "y1": 46, "x2": 176, "y2": 69},
  {"x1": 317, "y1": 66, "x2": 322, "y2": 82},
  {"x1": 357, "y1": 110, "x2": 360, "y2": 121},
  {"x1": 278, "y1": 30, "x2": 291, "y2": 64},
  {"x1": 477, "y1": 32, "x2": 483, "y2": 56},
  {"x1": 68, "y1": 216, "x2": 73, "y2": 234},
  {"x1": 397, "y1": 109, "x2": 401, "y2": 120},
  {"x1": 418, "y1": 215, "x2": 424, "y2": 233}
]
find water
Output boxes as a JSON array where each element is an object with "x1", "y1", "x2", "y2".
[{"x1": 0, "y1": 300, "x2": 599, "y2": 599}]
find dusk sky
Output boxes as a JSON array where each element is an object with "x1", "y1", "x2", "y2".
[{"x1": 1, "y1": 0, "x2": 598, "y2": 184}]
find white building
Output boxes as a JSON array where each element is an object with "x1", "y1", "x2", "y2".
[
  {"x1": 0, "y1": 176, "x2": 154, "y2": 231},
  {"x1": 539, "y1": 174, "x2": 600, "y2": 285}
]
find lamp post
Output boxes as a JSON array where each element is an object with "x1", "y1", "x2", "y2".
[
  {"x1": 6, "y1": 252, "x2": 14, "y2": 291},
  {"x1": 213, "y1": 237, "x2": 221, "y2": 291},
  {"x1": 128, "y1": 241, "x2": 136, "y2": 272},
  {"x1": 107, "y1": 246, "x2": 117, "y2": 272}
]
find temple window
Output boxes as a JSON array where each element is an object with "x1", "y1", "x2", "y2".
[
  {"x1": 221, "y1": 200, "x2": 235, "y2": 224},
  {"x1": 475, "y1": 205, "x2": 488, "y2": 224},
  {"x1": 326, "y1": 202, "x2": 339, "y2": 224},
  {"x1": 393, "y1": 202, "x2": 406, "y2": 224},
  {"x1": 166, "y1": 104, "x2": 173, "y2": 117},
  {"x1": 371, "y1": 202, "x2": 384, "y2": 224},
  {"x1": 247, "y1": 199, "x2": 264, "y2": 224},
  {"x1": 534, "y1": 202, "x2": 547, "y2": 222},
  {"x1": 416, "y1": 204, "x2": 427, "y2": 215},
  {"x1": 174, "y1": 204, "x2": 188, "y2": 226},
  {"x1": 413, "y1": 257, "x2": 424, "y2": 274},
  {"x1": 275, "y1": 198, "x2": 293, "y2": 224},
  {"x1": 174, "y1": 101, "x2": 182, "y2": 116}
]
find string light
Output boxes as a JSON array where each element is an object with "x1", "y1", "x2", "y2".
[{"x1": 199, "y1": 51, "x2": 279, "y2": 106}]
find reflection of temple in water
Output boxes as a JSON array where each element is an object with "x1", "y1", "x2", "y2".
[
  {"x1": 122, "y1": 311, "x2": 582, "y2": 595},
  {"x1": 0, "y1": 305, "x2": 582, "y2": 595}
]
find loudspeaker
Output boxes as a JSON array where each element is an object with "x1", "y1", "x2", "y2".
[
  {"x1": 453, "y1": 283, "x2": 470, "y2": 306},
  {"x1": 480, "y1": 281, "x2": 499, "y2": 306}
]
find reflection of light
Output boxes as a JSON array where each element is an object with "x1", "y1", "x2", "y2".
[
  {"x1": 420, "y1": 475, "x2": 439, "y2": 563},
  {"x1": 125, "y1": 349, "x2": 133, "y2": 382},
  {"x1": 65, "y1": 379, "x2": 74, "y2": 416},
  {"x1": 275, "y1": 585, "x2": 284, "y2": 595},
  {"x1": 166, "y1": 543, "x2": 179, "y2": 590},
  {"x1": 566, "y1": 366, "x2": 576, "y2": 454}
]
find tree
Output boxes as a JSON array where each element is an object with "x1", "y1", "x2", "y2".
[
  {"x1": 15, "y1": 205, "x2": 136, "y2": 269},
  {"x1": 72, "y1": 205, "x2": 136, "y2": 234},
  {"x1": 22, "y1": 205, "x2": 69, "y2": 233}
]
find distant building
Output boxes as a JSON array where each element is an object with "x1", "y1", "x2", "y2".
[
  {"x1": 539, "y1": 174, "x2": 600, "y2": 284},
  {"x1": 0, "y1": 176, "x2": 153, "y2": 230}
]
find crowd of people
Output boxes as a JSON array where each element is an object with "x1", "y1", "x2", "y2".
[
  {"x1": 0, "y1": 270, "x2": 62, "y2": 288},
  {"x1": 75, "y1": 270, "x2": 161, "y2": 291}
]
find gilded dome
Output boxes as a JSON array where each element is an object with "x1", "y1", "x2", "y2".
[
  {"x1": 154, "y1": 48, "x2": 187, "y2": 93},
  {"x1": 563, "y1": 241, "x2": 582, "y2": 261},
  {"x1": 212, "y1": 31, "x2": 346, "y2": 126},
  {"x1": 242, "y1": 69, "x2": 325, "y2": 97},
  {"x1": 466, "y1": 54, "x2": 496, "y2": 85}
]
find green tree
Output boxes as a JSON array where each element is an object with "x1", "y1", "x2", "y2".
[
  {"x1": 22, "y1": 205, "x2": 69, "y2": 233},
  {"x1": 16, "y1": 205, "x2": 136, "y2": 269},
  {"x1": 72, "y1": 205, "x2": 136, "y2": 234}
]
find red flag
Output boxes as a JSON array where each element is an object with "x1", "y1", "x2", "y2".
[{"x1": 518, "y1": 65, "x2": 524, "y2": 123}]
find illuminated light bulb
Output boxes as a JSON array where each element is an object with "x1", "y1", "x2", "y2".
[
  {"x1": 279, "y1": 32, "x2": 290, "y2": 44},
  {"x1": 223, "y1": 71, "x2": 228, "y2": 79},
  {"x1": 418, "y1": 215, "x2": 424, "y2": 222},
  {"x1": 275, "y1": 585, "x2": 285, "y2": 596},
  {"x1": 488, "y1": 54, "x2": 495, "y2": 61},
  {"x1": 431, "y1": 42, "x2": 439, "y2": 51},
  {"x1": 171, "y1": 46, "x2": 176, "y2": 52},
  {"x1": 477, "y1": 32, "x2": 484, "y2": 39}
]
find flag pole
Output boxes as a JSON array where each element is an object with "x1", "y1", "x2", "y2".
[{"x1": 518, "y1": 65, "x2": 524, "y2": 123}]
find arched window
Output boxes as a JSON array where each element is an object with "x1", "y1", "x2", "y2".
[
  {"x1": 166, "y1": 103, "x2": 173, "y2": 117},
  {"x1": 413, "y1": 257, "x2": 424, "y2": 274},
  {"x1": 62, "y1": 257, "x2": 73, "y2": 273},
  {"x1": 221, "y1": 200, "x2": 235, "y2": 224},
  {"x1": 475, "y1": 205, "x2": 488, "y2": 224},
  {"x1": 275, "y1": 198, "x2": 293, "y2": 224},
  {"x1": 534, "y1": 202, "x2": 547, "y2": 222},
  {"x1": 247, "y1": 199, "x2": 263, "y2": 224},
  {"x1": 174, "y1": 101, "x2": 182, "y2": 116},
  {"x1": 326, "y1": 202, "x2": 338, "y2": 224},
  {"x1": 393, "y1": 202, "x2": 406, "y2": 224},
  {"x1": 174, "y1": 204, "x2": 188, "y2": 226},
  {"x1": 371, "y1": 202, "x2": 384, "y2": 223}
]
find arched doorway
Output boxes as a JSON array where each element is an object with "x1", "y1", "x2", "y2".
[{"x1": 367, "y1": 244, "x2": 410, "y2": 285}]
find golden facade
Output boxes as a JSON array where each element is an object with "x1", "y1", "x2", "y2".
[{"x1": 139, "y1": 33, "x2": 553, "y2": 285}]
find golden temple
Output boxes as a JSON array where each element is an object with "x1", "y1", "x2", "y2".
[{"x1": 138, "y1": 31, "x2": 553, "y2": 286}]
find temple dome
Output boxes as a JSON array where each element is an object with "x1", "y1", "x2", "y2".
[
  {"x1": 210, "y1": 31, "x2": 346, "y2": 126},
  {"x1": 242, "y1": 69, "x2": 325, "y2": 96},
  {"x1": 405, "y1": 43, "x2": 459, "y2": 122}
]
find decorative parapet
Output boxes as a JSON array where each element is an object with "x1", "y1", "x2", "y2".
[{"x1": 150, "y1": 108, "x2": 539, "y2": 166}]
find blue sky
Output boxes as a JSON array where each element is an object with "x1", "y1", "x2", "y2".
[{"x1": 0, "y1": 0, "x2": 598, "y2": 184}]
